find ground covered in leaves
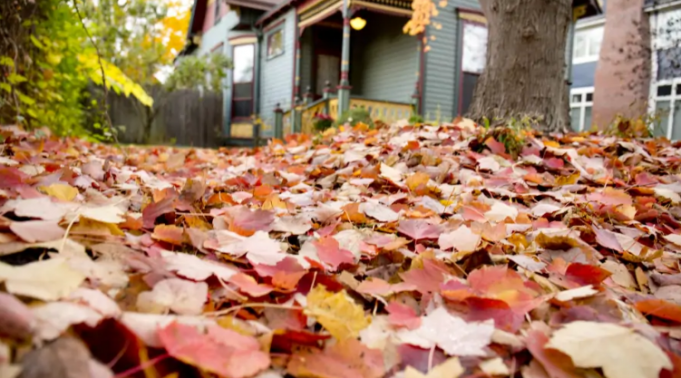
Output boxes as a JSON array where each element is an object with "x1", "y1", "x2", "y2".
[{"x1": 1, "y1": 121, "x2": 681, "y2": 378}]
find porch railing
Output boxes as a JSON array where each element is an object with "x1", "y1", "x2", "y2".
[{"x1": 276, "y1": 96, "x2": 413, "y2": 137}]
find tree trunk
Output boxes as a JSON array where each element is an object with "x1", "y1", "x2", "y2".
[{"x1": 467, "y1": 0, "x2": 572, "y2": 133}]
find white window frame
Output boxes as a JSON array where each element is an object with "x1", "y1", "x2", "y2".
[
  {"x1": 572, "y1": 26, "x2": 603, "y2": 64},
  {"x1": 651, "y1": 79, "x2": 681, "y2": 139},
  {"x1": 570, "y1": 87, "x2": 594, "y2": 132}
]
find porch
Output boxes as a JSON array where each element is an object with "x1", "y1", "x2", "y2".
[{"x1": 275, "y1": 0, "x2": 420, "y2": 137}]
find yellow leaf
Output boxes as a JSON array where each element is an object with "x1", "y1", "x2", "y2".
[
  {"x1": 40, "y1": 183, "x2": 78, "y2": 201},
  {"x1": 305, "y1": 285, "x2": 370, "y2": 340},
  {"x1": 543, "y1": 140, "x2": 560, "y2": 148},
  {"x1": 72, "y1": 218, "x2": 124, "y2": 237},
  {"x1": 406, "y1": 172, "x2": 430, "y2": 192},
  {"x1": 405, "y1": 357, "x2": 464, "y2": 378}
]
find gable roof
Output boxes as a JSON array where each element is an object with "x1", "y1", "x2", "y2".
[
  {"x1": 187, "y1": 0, "x2": 279, "y2": 39},
  {"x1": 224, "y1": 0, "x2": 281, "y2": 11}
]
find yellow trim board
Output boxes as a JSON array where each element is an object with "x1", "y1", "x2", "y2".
[
  {"x1": 459, "y1": 12, "x2": 487, "y2": 24},
  {"x1": 350, "y1": 0, "x2": 412, "y2": 16},
  {"x1": 230, "y1": 36, "x2": 257, "y2": 45}
]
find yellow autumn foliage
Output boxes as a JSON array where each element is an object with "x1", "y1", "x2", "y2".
[
  {"x1": 305, "y1": 285, "x2": 370, "y2": 340},
  {"x1": 39, "y1": 183, "x2": 79, "y2": 201}
]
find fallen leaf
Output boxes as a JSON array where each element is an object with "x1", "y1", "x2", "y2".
[
  {"x1": 288, "y1": 338, "x2": 385, "y2": 378},
  {"x1": 386, "y1": 301, "x2": 421, "y2": 330},
  {"x1": 398, "y1": 219, "x2": 441, "y2": 240},
  {"x1": 159, "y1": 321, "x2": 270, "y2": 378},
  {"x1": 554, "y1": 285, "x2": 598, "y2": 302},
  {"x1": 485, "y1": 201, "x2": 518, "y2": 222},
  {"x1": 161, "y1": 250, "x2": 236, "y2": 281},
  {"x1": 0, "y1": 258, "x2": 85, "y2": 301},
  {"x1": 9, "y1": 220, "x2": 64, "y2": 242},
  {"x1": 305, "y1": 285, "x2": 370, "y2": 340},
  {"x1": 314, "y1": 236, "x2": 355, "y2": 270},
  {"x1": 480, "y1": 357, "x2": 510, "y2": 376},
  {"x1": 360, "y1": 201, "x2": 400, "y2": 222},
  {"x1": 404, "y1": 357, "x2": 464, "y2": 378},
  {"x1": 635, "y1": 299, "x2": 681, "y2": 323},
  {"x1": 40, "y1": 183, "x2": 79, "y2": 201},
  {"x1": 0, "y1": 291, "x2": 34, "y2": 339},
  {"x1": 438, "y1": 225, "x2": 481, "y2": 253},
  {"x1": 136, "y1": 278, "x2": 207, "y2": 315},
  {"x1": 546, "y1": 321, "x2": 672, "y2": 378},
  {"x1": 18, "y1": 336, "x2": 94, "y2": 378},
  {"x1": 396, "y1": 307, "x2": 494, "y2": 356}
]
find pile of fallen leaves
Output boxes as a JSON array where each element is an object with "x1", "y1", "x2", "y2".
[{"x1": 1, "y1": 121, "x2": 681, "y2": 378}]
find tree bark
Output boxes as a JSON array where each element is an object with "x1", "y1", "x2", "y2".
[{"x1": 467, "y1": 0, "x2": 572, "y2": 133}]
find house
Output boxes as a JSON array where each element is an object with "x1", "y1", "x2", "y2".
[
  {"x1": 584, "y1": 0, "x2": 681, "y2": 139},
  {"x1": 182, "y1": 0, "x2": 603, "y2": 144},
  {"x1": 569, "y1": 1, "x2": 606, "y2": 132}
]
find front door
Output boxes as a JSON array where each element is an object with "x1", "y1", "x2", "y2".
[{"x1": 315, "y1": 54, "x2": 340, "y2": 96}]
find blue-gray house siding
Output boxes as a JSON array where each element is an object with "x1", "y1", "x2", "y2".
[
  {"x1": 423, "y1": 0, "x2": 480, "y2": 121},
  {"x1": 350, "y1": 13, "x2": 418, "y2": 104},
  {"x1": 259, "y1": 9, "x2": 296, "y2": 137}
]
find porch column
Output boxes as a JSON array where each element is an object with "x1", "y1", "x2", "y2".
[
  {"x1": 337, "y1": 0, "x2": 351, "y2": 114},
  {"x1": 411, "y1": 37, "x2": 422, "y2": 115},
  {"x1": 294, "y1": 28, "x2": 302, "y2": 102}
]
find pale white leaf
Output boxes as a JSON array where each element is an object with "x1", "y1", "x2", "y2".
[
  {"x1": 396, "y1": 307, "x2": 494, "y2": 356},
  {"x1": 272, "y1": 214, "x2": 312, "y2": 235},
  {"x1": 381, "y1": 163, "x2": 404, "y2": 185},
  {"x1": 546, "y1": 321, "x2": 672, "y2": 378},
  {"x1": 161, "y1": 250, "x2": 236, "y2": 281},
  {"x1": 0, "y1": 258, "x2": 85, "y2": 301},
  {"x1": 32, "y1": 302, "x2": 103, "y2": 341},
  {"x1": 654, "y1": 187, "x2": 681, "y2": 204},
  {"x1": 405, "y1": 357, "x2": 464, "y2": 378},
  {"x1": 438, "y1": 225, "x2": 480, "y2": 253},
  {"x1": 480, "y1": 357, "x2": 510, "y2": 376},
  {"x1": 68, "y1": 288, "x2": 121, "y2": 318},
  {"x1": 360, "y1": 202, "x2": 399, "y2": 222},
  {"x1": 554, "y1": 285, "x2": 598, "y2": 302},
  {"x1": 485, "y1": 201, "x2": 518, "y2": 222},
  {"x1": 136, "y1": 278, "x2": 207, "y2": 316}
]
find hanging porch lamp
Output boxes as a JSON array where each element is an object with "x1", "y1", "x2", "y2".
[{"x1": 350, "y1": 17, "x2": 366, "y2": 31}]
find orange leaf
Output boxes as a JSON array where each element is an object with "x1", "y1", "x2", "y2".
[
  {"x1": 635, "y1": 299, "x2": 681, "y2": 323},
  {"x1": 151, "y1": 224, "x2": 185, "y2": 245},
  {"x1": 287, "y1": 338, "x2": 385, "y2": 378}
]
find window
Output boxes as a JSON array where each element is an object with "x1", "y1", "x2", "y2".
[
  {"x1": 570, "y1": 87, "x2": 594, "y2": 131},
  {"x1": 267, "y1": 29, "x2": 284, "y2": 59},
  {"x1": 653, "y1": 80, "x2": 681, "y2": 140},
  {"x1": 459, "y1": 21, "x2": 487, "y2": 114},
  {"x1": 462, "y1": 23, "x2": 488, "y2": 74},
  {"x1": 232, "y1": 44, "x2": 255, "y2": 120},
  {"x1": 573, "y1": 26, "x2": 603, "y2": 64},
  {"x1": 214, "y1": 0, "x2": 221, "y2": 24}
]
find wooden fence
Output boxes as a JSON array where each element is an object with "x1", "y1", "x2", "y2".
[{"x1": 107, "y1": 88, "x2": 223, "y2": 148}]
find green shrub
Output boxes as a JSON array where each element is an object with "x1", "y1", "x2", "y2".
[
  {"x1": 335, "y1": 107, "x2": 374, "y2": 128},
  {"x1": 409, "y1": 114, "x2": 424, "y2": 124},
  {"x1": 313, "y1": 113, "x2": 334, "y2": 132}
]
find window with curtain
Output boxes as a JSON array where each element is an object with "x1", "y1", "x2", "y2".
[
  {"x1": 267, "y1": 29, "x2": 284, "y2": 59},
  {"x1": 569, "y1": 87, "x2": 594, "y2": 131},
  {"x1": 232, "y1": 44, "x2": 255, "y2": 120}
]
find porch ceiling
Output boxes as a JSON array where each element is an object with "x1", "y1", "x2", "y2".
[{"x1": 298, "y1": 0, "x2": 412, "y2": 29}]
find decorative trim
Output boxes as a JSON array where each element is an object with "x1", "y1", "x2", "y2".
[
  {"x1": 299, "y1": 2, "x2": 342, "y2": 28},
  {"x1": 645, "y1": 0, "x2": 681, "y2": 12},
  {"x1": 264, "y1": 18, "x2": 286, "y2": 33},
  {"x1": 229, "y1": 35, "x2": 257, "y2": 45},
  {"x1": 350, "y1": 0, "x2": 412, "y2": 16},
  {"x1": 458, "y1": 11, "x2": 486, "y2": 25}
]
